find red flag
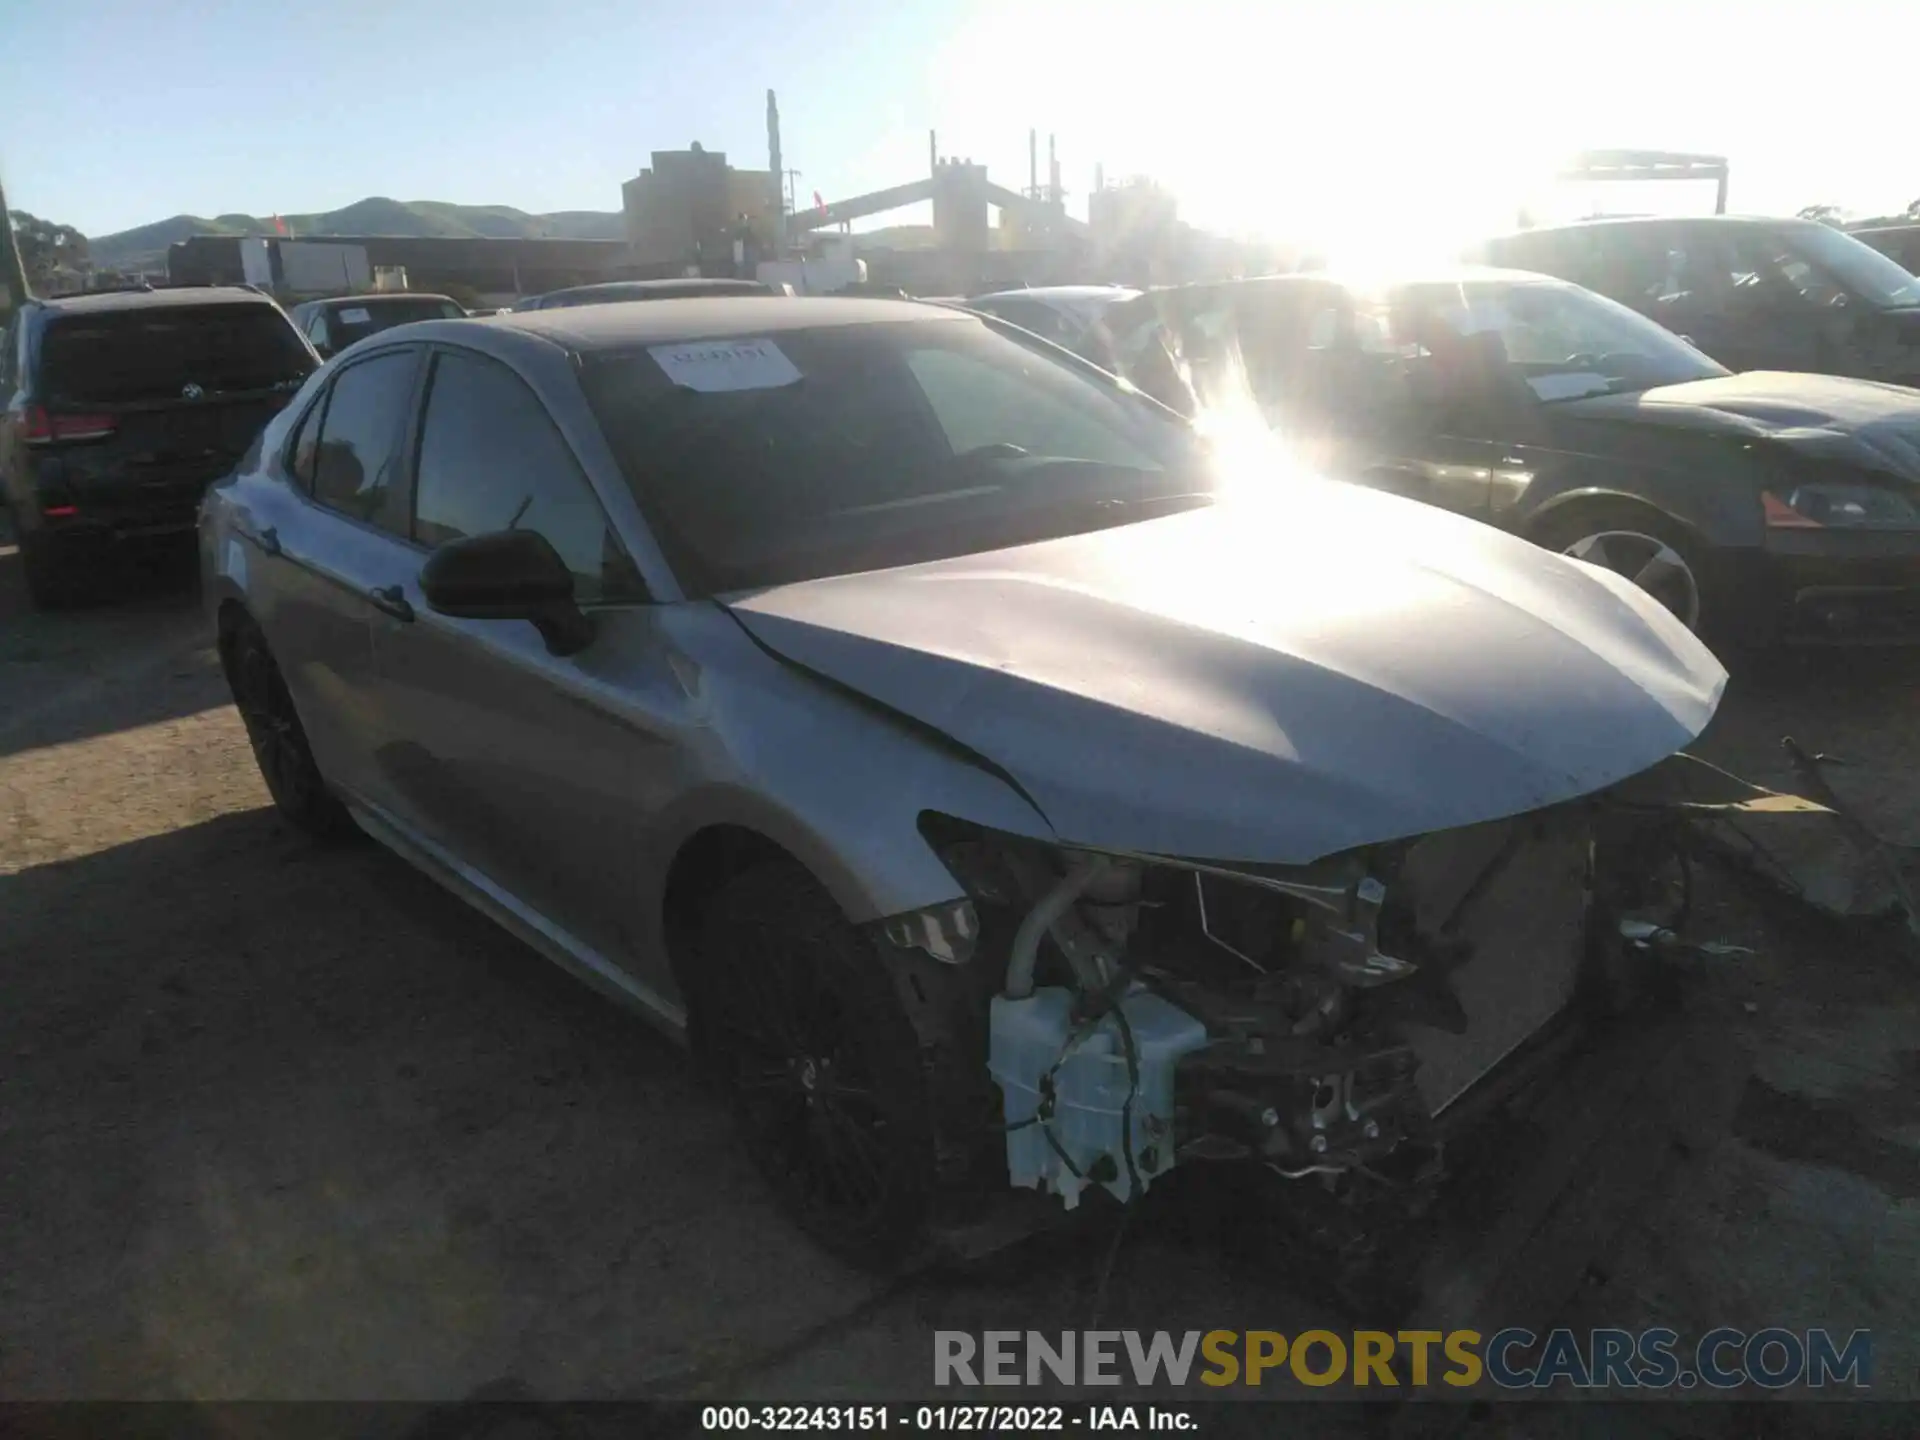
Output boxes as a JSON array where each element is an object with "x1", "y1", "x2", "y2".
[
  {"x1": 812, "y1": 191, "x2": 826, "y2": 215},
  {"x1": 272, "y1": 214, "x2": 289, "y2": 236}
]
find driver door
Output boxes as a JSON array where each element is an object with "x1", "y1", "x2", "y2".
[
  {"x1": 1315, "y1": 300, "x2": 1508, "y2": 520},
  {"x1": 360, "y1": 344, "x2": 677, "y2": 971}
]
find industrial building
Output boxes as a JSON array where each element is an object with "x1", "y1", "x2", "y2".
[{"x1": 621, "y1": 141, "x2": 782, "y2": 272}]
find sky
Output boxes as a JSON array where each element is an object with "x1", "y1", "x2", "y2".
[{"x1": 3, "y1": 0, "x2": 1915, "y2": 256}]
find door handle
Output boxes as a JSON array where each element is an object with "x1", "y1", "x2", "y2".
[{"x1": 367, "y1": 584, "x2": 415, "y2": 623}]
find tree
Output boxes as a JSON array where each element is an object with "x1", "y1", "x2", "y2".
[
  {"x1": 1797, "y1": 204, "x2": 1845, "y2": 226},
  {"x1": 7, "y1": 211, "x2": 89, "y2": 289},
  {"x1": 1908, "y1": 197, "x2": 1920, "y2": 219},
  {"x1": 0, "y1": 179, "x2": 30, "y2": 308}
]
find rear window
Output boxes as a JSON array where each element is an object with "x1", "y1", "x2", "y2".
[
  {"x1": 40, "y1": 305, "x2": 315, "y2": 405},
  {"x1": 329, "y1": 298, "x2": 465, "y2": 346}
]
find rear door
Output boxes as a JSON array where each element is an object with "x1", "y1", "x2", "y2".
[
  {"x1": 249, "y1": 345, "x2": 427, "y2": 803},
  {"x1": 33, "y1": 303, "x2": 316, "y2": 534}
]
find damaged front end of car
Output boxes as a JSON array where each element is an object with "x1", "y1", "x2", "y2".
[{"x1": 868, "y1": 751, "x2": 1784, "y2": 1280}]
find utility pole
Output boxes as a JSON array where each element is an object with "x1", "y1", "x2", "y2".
[
  {"x1": 782, "y1": 170, "x2": 803, "y2": 219},
  {"x1": 0, "y1": 172, "x2": 31, "y2": 309}
]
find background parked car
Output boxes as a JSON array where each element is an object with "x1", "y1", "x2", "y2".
[
  {"x1": 1, "y1": 285, "x2": 318, "y2": 609},
  {"x1": 962, "y1": 284, "x2": 1141, "y2": 363},
  {"x1": 1102, "y1": 268, "x2": 1920, "y2": 648},
  {"x1": 1470, "y1": 216, "x2": 1920, "y2": 387},
  {"x1": 1851, "y1": 222, "x2": 1920, "y2": 275},
  {"x1": 287, "y1": 293, "x2": 468, "y2": 360},
  {"x1": 511, "y1": 277, "x2": 780, "y2": 312}
]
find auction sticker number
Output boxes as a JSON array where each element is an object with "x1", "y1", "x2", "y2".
[{"x1": 701, "y1": 1406, "x2": 892, "y2": 1430}]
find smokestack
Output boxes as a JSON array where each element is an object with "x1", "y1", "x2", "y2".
[
  {"x1": 1095, "y1": 162, "x2": 1105, "y2": 194},
  {"x1": 1049, "y1": 134, "x2": 1060, "y2": 204},
  {"x1": 929, "y1": 130, "x2": 938, "y2": 176},
  {"x1": 766, "y1": 90, "x2": 785, "y2": 249},
  {"x1": 1029, "y1": 129, "x2": 1038, "y2": 195}
]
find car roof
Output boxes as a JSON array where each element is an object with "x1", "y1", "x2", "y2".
[
  {"x1": 1490, "y1": 214, "x2": 1819, "y2": 242},
  {"x1": 541, "y1": 278, "x2": 772, "y2": 300},
  {"x1": 318, "y1": 292, "x2": 459, "y2": 308},
  {"x1": 972, "y1": 285, "x2": 1139, "y2": 303},
  {"x1": 34, "y1": 285, "x2": 277, "y2": 315},
  {"x1": 469, "y1": 295, "x2": 970, "y2": 352},
  {"x1": 1127, "y1": 265, "x2": 1567, "y2": 299}
]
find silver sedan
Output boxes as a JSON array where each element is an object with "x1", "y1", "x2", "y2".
[{"x1": 200, "y1": 296, "x2": 1726, "y2": 1281}]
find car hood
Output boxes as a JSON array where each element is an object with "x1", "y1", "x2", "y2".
[
  {"x1": 1550, "y1": 371, "x2": 1920, "y2": 483},
  {"x1": 723, "y1": 480, "x2": 1727, "y2": 865}
]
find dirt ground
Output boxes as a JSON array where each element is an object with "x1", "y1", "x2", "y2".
[{"x1": 2, "y1": 512, "x2": 1916, "y2": 1433}]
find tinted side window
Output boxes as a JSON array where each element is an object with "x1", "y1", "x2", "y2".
[
  {"x1": 410, "y1": 349, "x2": 642, "y2": 604},
  {"x1": 285, "y1": 395, "x2": 323, "y2": 491},
  {"x1": 309, "y1": 350, "x2": 417, "y2": 532},
  {"x1": 1230, "y1": 285, "x2": 1346, "y2": 398}
]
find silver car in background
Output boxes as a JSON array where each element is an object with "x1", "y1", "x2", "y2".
[{"x1": 199, "y1": 296, "x2": 1727, "y2": 1292}]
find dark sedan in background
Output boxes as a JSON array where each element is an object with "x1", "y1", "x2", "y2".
[
  {"x1": 1471, "y1": 216, "x2": 1920, "y2": 389},
  {"x1": 1103, "y1": 268, "x2": 1920, "y2": 648},
  {"x1": 288, "y1": 293, "x2": 468, "y2": 360},
  {"x1": 510, "y1": 278, "x2": 781, "y2": 312}
]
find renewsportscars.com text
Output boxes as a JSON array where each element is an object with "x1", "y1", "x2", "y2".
[{"x1": 933, "y1": 1328, "x2": 1873, "y2": 1390}]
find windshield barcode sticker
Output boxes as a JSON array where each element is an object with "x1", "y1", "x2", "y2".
[
  {"x1": 649, "y1": 338, "x2": 802, "y2": 392},
  {"x1": 338, "y1": 307, "x2": 372, "y2": 324}
]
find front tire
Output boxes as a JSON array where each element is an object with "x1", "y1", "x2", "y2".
[
  {"x1": 221, "y1": 615, "x2": 359, "y2": 842},
  {"x1": 692, "y1": 862, "x2": 935, "y2": 1269},
  {"x1": 1530, "y1": 502, "x2": 1711, "y2": 637}
]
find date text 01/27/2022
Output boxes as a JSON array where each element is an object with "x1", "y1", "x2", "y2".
[{"x1": 700, "y1": 1405, "x2": 1198, "y2": 1432}]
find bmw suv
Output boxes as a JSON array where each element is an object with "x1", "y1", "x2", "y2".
[{"x1": 1, "y1": 285, "x2": 318, "y2": 609}]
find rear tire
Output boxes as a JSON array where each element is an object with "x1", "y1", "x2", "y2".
[
  {"x1": 20, "y1": 532, "x2": 90, "y2": 612},
  {"x1": 221, "y1": 615, "x2": 359, "y2": 842},
  {"x1": 691, "y1": 862, "x2": 935, "y2": 1270}
]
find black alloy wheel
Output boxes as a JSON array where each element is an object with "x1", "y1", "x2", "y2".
[
  {"x1": 222, "y1": 616, "x2": 359, "y2": 841},
  {"x1": 695, "y1": 863, "x2": 934, "y2": 1268}
]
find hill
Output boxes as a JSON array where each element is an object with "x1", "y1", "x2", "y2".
[{"x1": 89, "y1": 198, "x2": 625, "y2": 269}]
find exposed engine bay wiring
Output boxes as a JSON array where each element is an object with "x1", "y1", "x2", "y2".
[{"x1": 912, "y1": 769, "x2": 1728, "y2": 1301}]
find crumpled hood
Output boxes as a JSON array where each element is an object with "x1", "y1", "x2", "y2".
[
  {"x1": 1552, "y1": 371, "x2": 1920, "y2": 482},
  {"x1": 725, "y1": 480, "x2": 1727, "y2": 865}
]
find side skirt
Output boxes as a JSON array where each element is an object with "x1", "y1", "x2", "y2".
[{"x1": 344, "y1": 796, "x2": 690, "y2": 1042}]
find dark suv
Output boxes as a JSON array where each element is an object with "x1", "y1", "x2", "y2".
[
  {"x1": 1473, "y1": 216, "x2": 1920, "y2": 387},
  {"x1": 1, "y1": 286, "x2": 318, "y2": 608}
]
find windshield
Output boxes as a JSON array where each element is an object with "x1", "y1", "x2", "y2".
[
  {"x1": 1380, "y1": 280, "x2": 1729, "y2": 402},
  {"x1": 579, "y1": 317, "x2": 1215, "y2": 593},
  {"x1": 1781, "y1": 223, "x2": 1920, "y2": 309},
  {"x1": 331, "y1": 298, "x2": 464, "y2": 346},
  {"x1": 41, "y1": 305, "x2": 316, "y2": 404}
]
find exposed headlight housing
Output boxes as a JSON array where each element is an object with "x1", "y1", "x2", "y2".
[{"x1": 1763, "y1": 483, "x2": 1920, "y2": 530}]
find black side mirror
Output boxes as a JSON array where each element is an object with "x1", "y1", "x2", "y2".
[{"x1": 419, "y1": 529, "x2": 595, "y2": 656}]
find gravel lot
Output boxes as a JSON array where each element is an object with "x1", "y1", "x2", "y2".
[{"x1": 2, "y1": 513, "x2": 1915, "y2": 1433}]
